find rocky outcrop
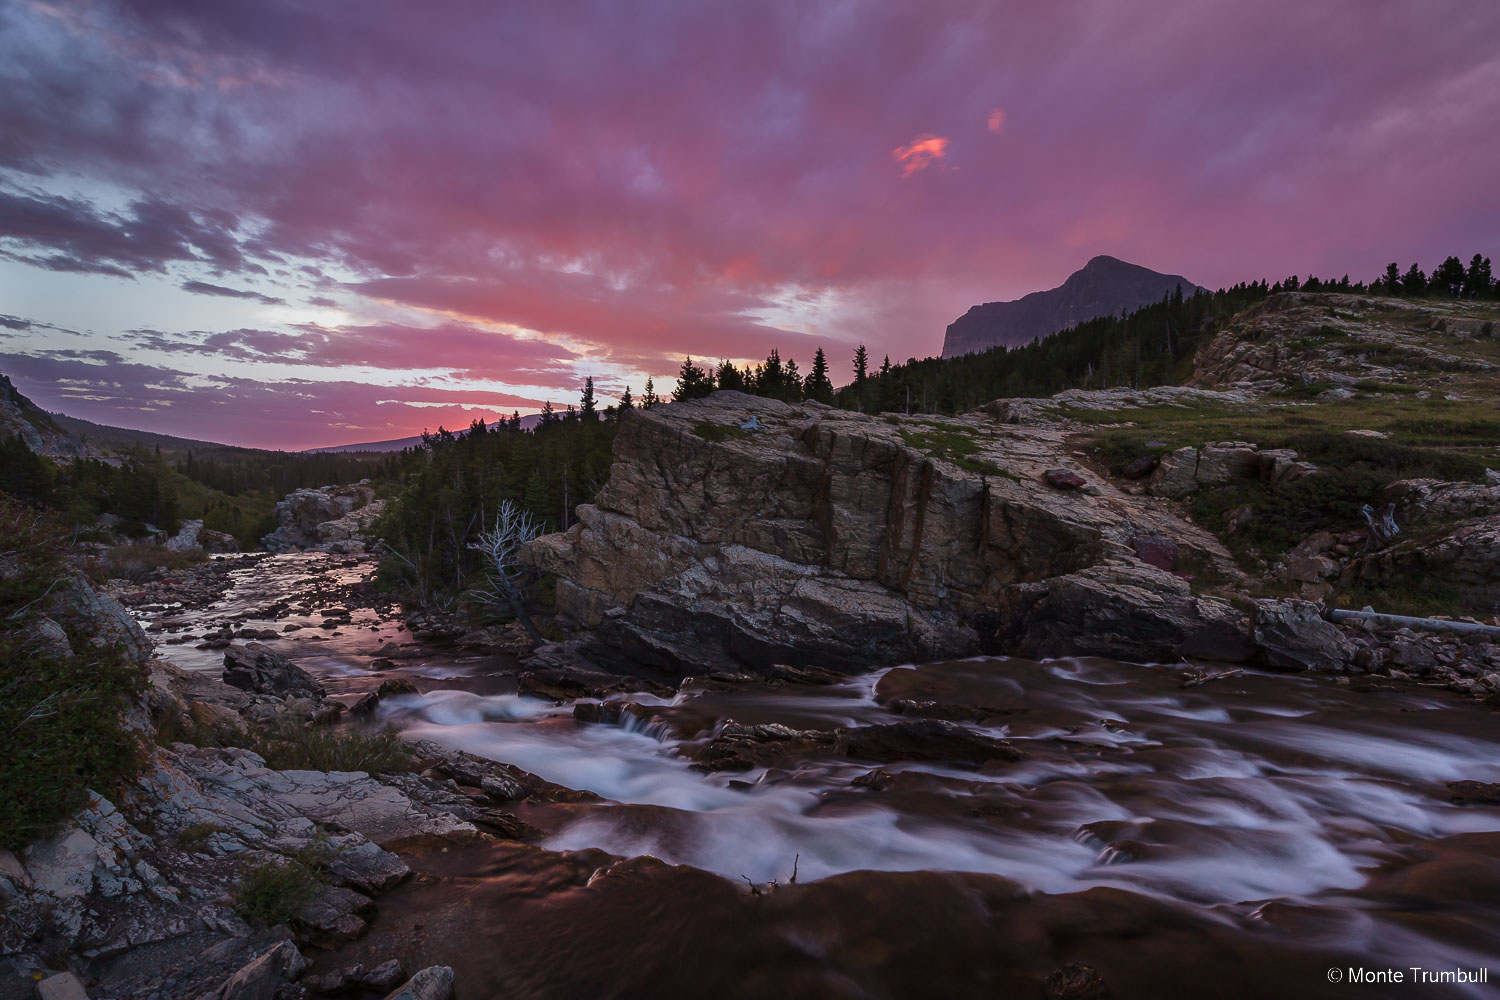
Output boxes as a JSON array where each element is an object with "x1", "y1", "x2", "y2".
[
  {"x1": 261, "y1": 484, "x2": 382, "y2": 553},
  {"x1": 1191, "y1": 292, "x2": 1499, "y2": 389},
  {"x1": 49, "y1": 576, "x2": 154, "y2": 666},
  {"x1": 1348, "y1": 516, "x2": 1500, "y2": 616},
  {"x1": 942, "y1": 255, "x2": 1202, "y2": 358},
  {"x1": 524, "y1": 391, "x2": 1249, "y2": 674},
  {"x1": 0, "y1": 373, "x2": 96, "y2": 459},
  {"x1": 1146, "y1": 441, "x2": 1317, "y2": 499}
]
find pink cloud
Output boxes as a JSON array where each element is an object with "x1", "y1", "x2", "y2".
[{"x1": 892, "y1": 134, "x2": 950, "y2": 178}]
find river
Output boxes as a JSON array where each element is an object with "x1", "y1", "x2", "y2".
[{"x1": 137, "y1": 552, "x2": 1500, "y2": 998}]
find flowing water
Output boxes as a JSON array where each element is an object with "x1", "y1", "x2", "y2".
[{"x1": 141, "y1": 554, "x2": 1500, "y2": 997}]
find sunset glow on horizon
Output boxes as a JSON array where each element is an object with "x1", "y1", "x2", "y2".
[{"x1": 1, "y1": 0, "x2": 1497, "y2": 449}]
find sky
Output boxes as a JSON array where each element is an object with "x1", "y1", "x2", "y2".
[{"x1": 1, "y1": 1, "x2": 1498, "y2": 450}]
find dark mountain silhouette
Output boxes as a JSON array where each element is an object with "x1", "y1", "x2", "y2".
[{"x1": 942, "y1": 255, "x2": 1203, "y2": 358}]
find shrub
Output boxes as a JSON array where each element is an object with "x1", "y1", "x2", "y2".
[
  {"x1": 178, "y1": 822, "x2": 227, "y2": 853},
  {"x1": 252, "y1": 720, "x2": 413, "y2": 774},
  {"x1": 97, "y1": 543, "x2": 207, "y2": 584},
  {"x1": 232, "y1": 855, "x2": 321, "y2": 927},
  {"x1": 0, "y1": 497, "x2": 146, "y2": 850}
]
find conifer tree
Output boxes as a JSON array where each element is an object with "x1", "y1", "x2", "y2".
[
  {"x1": 1463, "y1": 254, "x2": 1493, "y2": 299},
  {"x1": 853, "y1": 344, "x2": 869, "y2": 384},
  {"x1": 672, "y1": 357, "x2": 714, "y2": 401},
  {"x1": 1380, "y1": 262, "x2": 1403, "y2": 295},
  {"x1": 1430, "y1": 256, "x2": 1466, "y2": 297},
  {"x1": 805, "y1": 347, "x2": 835, "y2": 403},
  {"x1": 1402, "y1": 262, "x2": 1428, "y2": 296},
  {"x1": 580, "y1": 377, "x2": 597, "y2": 421},
  {"x1": 784, "y1": 357, "x2": 802, "y2": 402},
  {"x1": 715, "y1": 360, "x2": 745, "y2": 392},
  {"x1": 642, "y1": 377, "x2": 659, "y2": 408},
  {"x1": 618, "y1": 386, "x2": 634, "y2": 410}
]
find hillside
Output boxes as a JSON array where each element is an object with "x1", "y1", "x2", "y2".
[{"x1": 942, "y1": 255, "x2": 1203, "y2": 358}]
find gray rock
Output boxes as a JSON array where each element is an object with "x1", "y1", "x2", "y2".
[
  {"x1": 1252, "y1": 599, "x2": 1356, "y2": 672},
  {"x1": 35, "y1": 972, "x2": 90, "y2": 1000},
  {"x1": 381, "y1": 966, "x2": 454, "y2": 1000},
  {"x1": 361, "y1": 959, "x2": 406, "y2": 992},
  {"x1": 202, "y1": 939, "x2": 305, "y2": 1000},
  {"x1": 222, "y1": 643, "x2": 324, "y2": 698},
  {"x1": 50, "y1": 577, "x2": 152, "y2": 665}
]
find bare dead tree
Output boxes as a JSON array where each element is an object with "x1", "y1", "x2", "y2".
[{"x1": 467, "y1": 499, "x2": 545, "y2": 642}]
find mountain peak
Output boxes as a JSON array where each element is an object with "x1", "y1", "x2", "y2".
[{"x1": 941, "y1": 257, "x2": 1202, "y2": 358}]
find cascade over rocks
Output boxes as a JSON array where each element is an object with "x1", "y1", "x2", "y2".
[{"x1": 523, "y1": 391, "x2": 1251, "y2": 673}]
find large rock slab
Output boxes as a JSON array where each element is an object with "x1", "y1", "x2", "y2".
[{"x1": 524, "y1": 391, "x2": 1243, "y2": 672}]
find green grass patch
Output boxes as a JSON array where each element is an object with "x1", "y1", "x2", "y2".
[
  {"x1": 178, "y1": 822, "x2": 227, "y2": 853},
  {"x1": 252, "y1": 720, "x2": 413, "y2": 774},
  {"x1": 691, "y1": 421, "x2": 750, "y2": 443},
  {"x1": 1353, "y1": 380, "x2": 1423, "y2": 394},
  {"x1": 898, "y1": 428, "x2": 1010, "y2": 476}
]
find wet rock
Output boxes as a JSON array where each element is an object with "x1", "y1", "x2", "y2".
[
  {"x1": 480, "y1": 773, "x2": 525, "y2": 802},
  {"x1": 841, "y1": 720, "x2": 1023, "y2": 765},
  {"x1": 1044, "y1": 469, "x2": 1086, "y2": 490},
  {"x1": 321, "y1": 836, "x2": 410, "y2": 894},
  {"x1": 690, "y1": 721, "x2": 839, "y2": 772},
  {"x1": 381, "y1": 965, "x2": 454, "y2": 1000},
  {"x1": 517, "y1": 666, "x2": 673, "y2": 701},
  {"x1": 297, "y1": 886, "x2": 373, "y2": 948},
  {"x1": 1044, "y1": 962, "x2": 1106, "y2": 1000},
  {"x1": 1252, "y1": 599, "x2": 1356, "y2": 672},
  {"x1": 1447, "y1": 780, "x2": 1500, "y2": 805},
  {"x1": 223, "y1": 642, "x2": 325, "y2": 698},
  {"x1": 350, "y1": 678, "x2": 418, "y2": 716}
]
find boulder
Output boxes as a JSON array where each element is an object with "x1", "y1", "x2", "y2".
[
  {"x1": 350, "y1": 678, "x2": 418, "y2": 716},
  {"x1": 840, "y1": 720, "x2": 1023, "y2": 765},
  {"x1": 381, "y1": 966, "x2": 454, "y2": 1000},
  {"x1": 1147, "y1": 447, "x2": 1199, "y2": 498},
  {"x1": 1251, "y1": 600, "x2": 1355, "y2": 672},
  {"x1": 297, "y1": 886, "x2": 373, "y2": 948},
  {"x1": 223, "y1": 643, "x2": 325, "y2": 698},
  {"x1": 164, "y1": 518, "x2": 206, "y2": 551},
  {"x1": 1121, "y1": 455, "x2": 1158, "y2": 479},
  {"x1": 997, "y1": 560, "x2": 1252, "y2": 664},
  {"x1": 35, "y1": 972, "x2": 90, "y2": 1000},
  {"x1": 203, "y1": 939, "x2": 306, "y2": 1000},
  {"x1": 1043, "y1": 469, "x2": 1086, "y2": 489},
  {"x1": 1194, "y1": 441, "x2": 1260, "y2": 486},
  {"x1": 1348, "y1": 515, "x2": 1500, "y2": 615}
]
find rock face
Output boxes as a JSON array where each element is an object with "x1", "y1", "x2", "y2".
[
  {"x1": 49, "y1": 576, "x2": 153, "y2": 666},
  {"x1": 941, "y1": 255, "x2": 1202, "y2": 358},
  {"x1": 523, "y1": 391, "x2": 1248, "y2": 675},
  {"x1": 0, "y1": 372, "x2": 95, "y2": 459},
  {"x1": 261, "y1": 484, "x2": 383, "y2": 553}
]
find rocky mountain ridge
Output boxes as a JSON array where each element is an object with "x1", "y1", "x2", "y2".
[{"x1": 941, "y1": 255, "x2": 1202, "y2": 358}]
